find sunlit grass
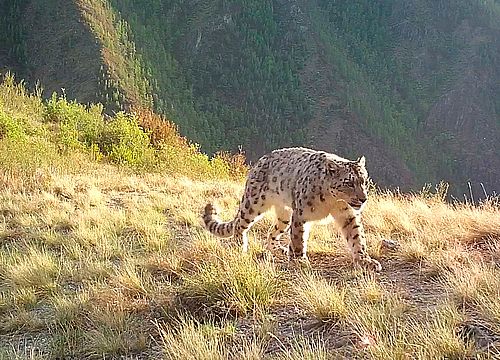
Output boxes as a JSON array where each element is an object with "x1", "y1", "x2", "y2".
[
  {"x1": 159, "y1": 317, "x2": 237, "y2": 360},
  {"x1": 0, "y1": 75, "x2": 499, "y2": 358},
  {"x1": 2, "y1": 248, "x2": 60, "y2": 296},
  {"x1": 82, "y1": 307, "x2": 148, "y2": 357},
  {"x1": 444, "y1": 261, "x2": 500, "y2": 305},
  {"x1": 177, "y1": 244, "x2": 283, "y2": 317},
  {"x1": 1, "y1": 165, "x2": 498, "y2": 358},
  {"x1": 293, "y1": 273, "x2": 349, "y2": 323}
]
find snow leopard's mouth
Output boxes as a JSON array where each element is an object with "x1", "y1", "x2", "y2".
[
  {"x1": 349, "y1": 199, "x2": 366, "y2": 210},
  {"x1": 349, "y1": 203, "x2": 362, "y2": 210}
]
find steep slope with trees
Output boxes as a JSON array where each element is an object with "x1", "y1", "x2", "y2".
[{"x1": 0, "y1": 0, "x2": 498, "y2": 195}]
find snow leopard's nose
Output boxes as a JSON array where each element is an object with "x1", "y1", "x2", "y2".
[{"x1": 359, "y1": 197, "x2": 367, "y2": 204}]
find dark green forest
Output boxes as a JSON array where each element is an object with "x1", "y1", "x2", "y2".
[{"x1": 1, "y1": 0, "x2": 499, "y2": 195}]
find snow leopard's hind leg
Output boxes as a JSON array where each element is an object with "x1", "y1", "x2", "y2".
[
  {"x1": 266, "y1": 206, "x2": 292, "y2": 254},
  {"x1": 233, "y1": 184, "x2": 273, "y2": 253}
]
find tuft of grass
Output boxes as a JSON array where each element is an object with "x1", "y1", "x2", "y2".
[
  {"x1": 397, "y1": 237, "x2": 429, "y2": 263},
  {"x1": 110, "y1": 260, "x2": 154, "y2": 298},
  {"x1": 405, "y1": 304, "x2": 472, "y2": 360},
  {"x1": 123, "y1": 208, "x2": 172, "y2": 252},
  {"x1": 293, "y1": 273, "x2": 349, "y2": 324},
  {"x1": 49, "y1": 323, "x2": 85, "y2": 359},
  {"x1": 51, "y1": 292, "x2": 89, "y2": 326},
  {"x1": 348, "y1": 288, "x2": 409, "y2": 341},
  {"x1": 444, "y1": 261, "x2": 500, "y2": 306},
  {"x1": 355, "y1": 302, "x2": 471, "y2": 360},
  {"x1": 354, "y1": 276, "x2": 385, "y2": 303},
  {"x1": 3, "y1": 248, "x2": 60, "y2": 296},
  {"x1": 159, "y1": 317, "x2": 342, "y2": 360},
  {"x1": 477, "y1": 295, "x2": 500, "y2": 333},
  {"x1": 178, "y1": 248, "x2": 283, "y2": 317},
  {"x1": 11, "y1": 288, "x2": 39, "y2": 309},
  {"x1": 0, "y1": 309, "x2": 47, "y2": 333},
  {"x1": 366, "y1": 189, "x2": 500, "y2": 250},
  {"x1": 82, "y1": 307, "x2": 148, "y2": 358},
  {"x1": 0, "y1": 345, "x2": 46, "y2": 360},
  {"x1": 444, "y1": 260, "x2": 500, "y2": 338},
  {"x1": 276, "y1": 335, "x2": 336, "y2": 360},
  {"x1": 159, "y1": 317, "x2": 237, "y2": 360}
]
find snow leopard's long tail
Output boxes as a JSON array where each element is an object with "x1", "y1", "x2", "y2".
[{"x1": 203, "y1": 203, "x2": 237, "y2": 238}]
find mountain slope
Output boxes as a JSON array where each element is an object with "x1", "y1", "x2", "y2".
[
  {"x1": 0, "y1": 0, "x2": 499, "y2": 195},
  {"x1": 0, "y1": 0, "x2": 103, "y2": 104},
  {"x1": 296, "y1": 0, "x2": 500, "y2": 192},
  {"x1": 1, "y1": 76, "x2": 499, "y2": 359}
]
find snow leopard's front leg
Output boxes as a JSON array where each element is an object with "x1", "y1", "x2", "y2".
[{"x1": 333, "y1": 205, "x2": 382, "y2": 271}]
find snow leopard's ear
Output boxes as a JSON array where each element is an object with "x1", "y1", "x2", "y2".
[{"x1": 357, "y1": 156, "x2": 366, "y2": 168}]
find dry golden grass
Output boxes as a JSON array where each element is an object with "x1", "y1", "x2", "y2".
[
  {"x1": 1, "y1": 162, "x2": 498, "y2": 359},
  {"x1": 2, "y1": 72, "x2": 500, "y2": 358},
  {"x1": 293, "y1": 273, "x2": 349, "y2": 323},
  {"x1": 159, "y1": 317, "x2": 237, "y2": 360},
  {"x1": 1, "y1": 89, "x2": 500, "y2": 360}
]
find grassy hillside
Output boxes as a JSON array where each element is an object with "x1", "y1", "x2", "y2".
[
  {"x1": 0, "y1": 0, "x2": 499, "y2": 195},
  {"x1": 1, "y1": 76, "x2": 500, "y2": 359}
]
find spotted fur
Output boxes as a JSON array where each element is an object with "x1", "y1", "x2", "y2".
[{"x1": 203, "y1": 147, "x2": 381, "y2": 271}]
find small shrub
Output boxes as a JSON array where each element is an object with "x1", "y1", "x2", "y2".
[
  {"x1": 2, "y1": 76, "x2": 247, "y2": 179},
  {"x1": 44, "y1": 93, "x2": 155, "y2": 167},
  {"x1": 98, "y1": 112, "x2": 154, "y2": 167},
  {"x1": 0, "y1": 108, "x2": 26, "y2": 141},
  {"x1": 135, "y1": 108, "x2": 248, "y2": 179},
  {"x1": 134, "y1": 107, "x2": 187, "y2": 148},
  {"x1": 0, "y1": 72, "x2": 44, "y2": 129},
  {"x1": 45, "y1": 93, "x2": 103, "y2": 152}
]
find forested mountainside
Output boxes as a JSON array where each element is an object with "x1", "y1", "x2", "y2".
[{"x1": 1, "y1": 0, "x2": 499, "y2": 196}]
